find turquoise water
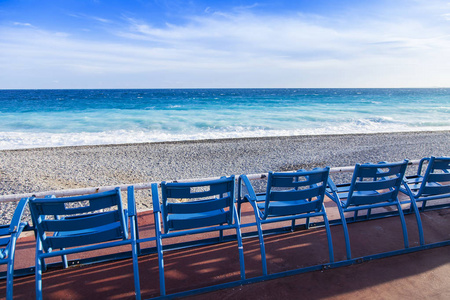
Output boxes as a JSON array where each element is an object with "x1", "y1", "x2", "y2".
[{"x1": 0, "y1": 88, "x2": 449, "y2": 150}]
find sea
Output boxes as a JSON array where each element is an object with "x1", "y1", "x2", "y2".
[{"x1": 0, "y1": 88, "x2": 449, "y2": 150}]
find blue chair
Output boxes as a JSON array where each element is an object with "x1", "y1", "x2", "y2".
[
  {"x1": 401, "y1": 156, "x2": 450, "y2": 212},
  {"x1": 152, "y1": 176, "x2": 245, "y2": 296},
  {"x1": 29, "y1": 187, "x2": 141, "y2": 300},
  {"x1": 0, "y1": 198, "x2": 28, "y2": 300},
  {"x1": 238, "y1": 167, "x2": 334, "y2": 276},
  {"x1": 326, "y1": 160, "x2": 411, "y2": 260}
]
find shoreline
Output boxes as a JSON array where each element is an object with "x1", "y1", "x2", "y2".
[
  {"x1": 1, "y1": 130, "x2": 449, "y2": 218},
  {"x1": 2, "y1": 129, "x2": 450, "y2": 152}
]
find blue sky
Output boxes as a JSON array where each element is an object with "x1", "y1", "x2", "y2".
[{"x1": 1, "y1": 0, "x2": 449, "y2": 89}]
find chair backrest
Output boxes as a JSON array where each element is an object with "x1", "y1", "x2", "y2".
[
  {"x1": 29, "y1": 188, "x2": 127, "y2": 253},
  {"x1": 417, "y1": 156, "x2": 450, "y2": 197},
  {"x1": 0, "y1": 226, "x2": 13, "y2": 259},
  {"x1": 0, "y1": 198, "x2": 28, "y2": 260},
  {"x1": 160, "y1": 176, "x2": 236, "y2": 234},
  {"x1": 264, "y1": 167, "x2": 330, "y2": 218},
  {"x1": 345, "y1": 160, "x2": 408, "y2": 208}
]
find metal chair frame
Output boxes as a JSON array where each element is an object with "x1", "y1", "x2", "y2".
[
  {"x1": 326, "y1": 160, "x2": 417, "y2": 260},
  {"x1": 238, "y1": 167, "x2": 334, "y2": 276},
  {"x1": 151, "y1": 175, "x2": 245, "y2": 296},
  {"x1": 0, "y1": 198, "x2": 28, "y2": 300},
  {"x1": 29, "y1": 187, "x2": 141, "y2": 300},
  {"x1": 401, "y1": 156, "x2": 450, "y2": 212}
]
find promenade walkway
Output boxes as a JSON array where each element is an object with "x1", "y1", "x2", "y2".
[{"x1": 1, "y1": 196, "x2": 449, "y2": 299}]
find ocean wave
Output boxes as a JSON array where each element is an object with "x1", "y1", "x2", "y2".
[{"x1": 1, "y1": 124, "x2": 449, "y2": 150}]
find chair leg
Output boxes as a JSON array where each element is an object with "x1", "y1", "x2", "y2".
[
  {"x1": 6, "y1": 235, "x2": 18, "y2": 300},
  {"x1": 130, "y1": 215, "x2": 141, "y2": 300},
  {"x1": 233, "y1": 206, "x2": 246, "y2": 280},
  {"x1": 156, "y1": 236, "x2": 165, "y2": 296},
  {"x1": 396, "y1": 202, "x2": 409, "y2": 249},
  {"x1": 235, "y1": 234, "x2": 246, "y2": 279},
  {"x1": 410, "y1": 198, "x2": 425, "y2": 245},
  {"x1": 61, "y1": 250, "x2": 68, "y2": 268},
  {"x1": 135, "y1": 218, "x2": 142, "y2": 256},
  {"x1": 338, "y1": 206, "x2": 352, "y2": 260},
  {"x1": 255, "y1": 217, "x2": 268, "y2": 276},
  {"x1": 322, "y1": 207, "x2": 334, "y2": 263},
  {"x1": 6, "y1": 259, "x2": 14, "y2": 300},
  {"x1": 237, "y1": 199, "x2": 242, "y2": 221},
  {"x1": 154, "y1": 211, "x2": 166, "y2": 296},
  {"x1": 35, "y1": 238, "x2": 43, "y2": 300},
  {"x1": 421, "y1": 201, "x2": 426, "y2": 211}
]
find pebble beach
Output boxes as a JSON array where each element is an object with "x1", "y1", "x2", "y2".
[{"x1": 1, "y1": 131, "x2": 449, "y2": 222}]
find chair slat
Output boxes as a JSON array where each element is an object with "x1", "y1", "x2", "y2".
[
  {"x1": 353, "y1": 177, "x2": 400, "y2": 191},
  {"x1": 167, "y1": 196, "x2": 231, "y2": 214},
  {"x1": 0, "y1": 237, "x2": 10, "y2": 247},
  {"x1": 271, "y1": 171, "x2": 327, "y2": 188},
  {"x1": 269, "y1": 186, "x2": 322, "y2": 202},
  {"x1": 266, "y1": 199, "x2": 321, "y2": 216},
  {"x1": 357, "y1": 164, "x2": 404, "y2": 178},
  {"x1": 32, "y1": 192, "x2": 119, "y2": 216},
  {"x1": 0, "y1": 227, "x2": 10, "y2": 236},
  {"x1": 431, "y1": 159, "x2": 450, "y2": 170},
  {"x1": 46, "y1": 224, "x2": 123, "y2": 249},
  {"x1": 165, "y1": 180, "x2": 233, "y2": 199},
  {"x1": 168, "y1": 210, "x2": 230, "y2": 231},
  {"x1": 40, "y1": 211, "x2": 120, "y2": 232}
]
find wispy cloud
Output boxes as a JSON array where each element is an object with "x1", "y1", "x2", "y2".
[
  {"x1": 13, "y1": 22, "x2": 35, "y2": 27},
  {"x1": 68, "y1": 13, "x2": 113, "y2": 24}
]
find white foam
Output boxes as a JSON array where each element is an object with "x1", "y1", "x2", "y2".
[{"x1": 1, "y1": 123, "x2": 449, "y2": 150}]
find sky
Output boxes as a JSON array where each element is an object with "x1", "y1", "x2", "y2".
[{"x1": 0, "y1": 0, "x2": 449, "y2": 89}]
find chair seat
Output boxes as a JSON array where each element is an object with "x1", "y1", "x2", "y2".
[{"x1": 405, "y1": 176, "x2": 443, "y2": 193}]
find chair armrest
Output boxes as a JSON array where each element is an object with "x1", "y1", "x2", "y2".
[
  {"x1": 400, "y1": 178, "x2": 415, "y2": 197},
  {"x1": 9, "y1": 198, "x2": 29, "y2": 233},
  {"x1": 325, "y1": 177, "x2": 343, "y2": 205},
  {"x1": 417, "y1": 157, "x2": 430, "y2": 176},
  {"x1": 127, "y1": 186, "x2": 137, "y2": 217},
  {"x1": 238, "y1": 175, "x2": 258, "y2": 202},
  {"x1": 239, "y1": 175, "x2": 267, "y2": 219},
  {"x1": 151, "y1": 183, "x2": 161, "y2": 213},
  {"x1": 327, "y1": 178, "x2": 338, "y2": 193}
]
